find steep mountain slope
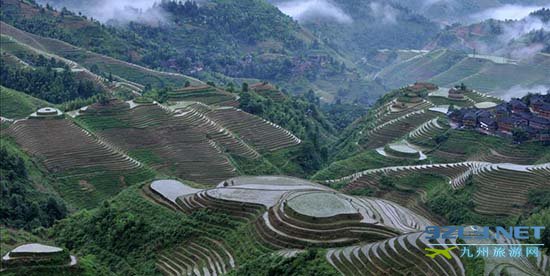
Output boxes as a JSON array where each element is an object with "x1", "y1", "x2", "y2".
[
  {"x1": 426, "y1": 9, "x2": 550, "y2": 59},
  {"x1": 2, "y1": 0, "x2": 369, "y2": 102},
  {"x1": 375, "y1": 48, "x2": 550, "y2": 96},
  {"x1": 392, "y1": 0, "x2": 550, "y2": 23},
  {"x1": 271, "y1": 0, "x2": 439, "y2": 66}
]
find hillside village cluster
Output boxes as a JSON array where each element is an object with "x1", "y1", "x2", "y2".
[
  {"x1": 448, "y1": 92, "x2": 550, "y2": 142},
  {"x1": 394, "y1": 82, "x2": 550, "y2": 142}
]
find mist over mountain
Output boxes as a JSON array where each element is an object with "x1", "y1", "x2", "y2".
[
  {"x1": 391, "y1": 0, "x2": 550, "y2": 24},
  {"x1": 15, "y1": 0, "x2": 550, "y2": 101},
  {"x1": 428, "y1": 9, "x2": 550, "y2": 60},
  {"x1": 270, "y1": 0, "x2": 440, "y2": 64},
  {"x1": 274, "y1": 0, "x2": 352, "y2": 23},
  {"x1": 35, "y1": 0, "x2": 168, "y2": 24}
]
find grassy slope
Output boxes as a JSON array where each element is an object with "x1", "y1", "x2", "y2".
[
  {"x1": 0, "y1": 86, "x2": 51, "y2": 119},
  {"x1": 311, "y1": 150, "x2": 417, "y2": 182}
]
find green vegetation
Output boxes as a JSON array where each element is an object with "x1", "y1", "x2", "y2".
[
  {"x1": 229, "y1": 249, "x2": 339, "y2": 276},
  {"x1": 312, "y1": 150, "x2": 415, "y2": 181},
  {"x1": 0, "y1": 53, "x2": 103, "y2": 103},
  {"x1": 521, "y1": 208, "x2": 550, "y2": 254},
  {"x1": 0, "y1": 139, "x2": 67, "y2": 230},
  {"x1": 128, "y1": 149, "x2": 163, "y2": 167},
  {"x1": 240, "y1": 89, "x2": 334, "y2": 174},
  {"x1": 76, "y1": 115, "x2": 130, "y2": 131},
  {"x1": 434, "y1": 129, "x2": 549, "y2": 164},
  {"x1": 0, "y1": 0, "x2": 387, "y2": 102},
  {"x1": 321, "y1": 102, "x2": 367, "y2": 131},
  {"x1": 528, "y1": 189, "x2": 550, "y2": 213},
  {"x1": 459, "y1": 239, "x2": 486, "y2": 276},
  {"x1": 1, "y1": 254, "x2": 110, "y2": 276},
  {"x1": 53, "y1": 186, "x2": 197, "y2": 274},
  {"x1": 1, "y1": 228, "x2": 44, "y2": 256},
  {"x1": 2, "y1": 1, "x2": 549, "y2": 275},
  {"x1": 426, "y1": 179, "x2": 513, "y2": 226},
  {"x1": 0, "y1": 86, "x2": 51, "y2": 119},
  {"x1": 230, "y1": 155, "x2": 281, "y2": 176},
  {"x1": 53, "y1": 184, "x2": 274, "y2": 275},
  {"x1": 54, "y1": 167, "x2": 154, "y2": 210}
]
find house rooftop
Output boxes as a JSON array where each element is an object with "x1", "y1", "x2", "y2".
[
  {"x1": 510, "y1": 98, "x2": 528, "y2": 109},
  {"x1": 479, "y1": 117, "x2": 496, "y2": 125},
  {"x1": 464, "y1": 111, "x2": 477, "y2": 120}
]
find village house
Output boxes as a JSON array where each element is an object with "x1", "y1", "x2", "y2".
[
  {"x1": 448, "y1": 88, "x2": 465, "y2": 100},
  {"x1": 510, "y1": 99, "x2": 529, "y2": 113},
  {"x1": 410, "y1": 82, "x2": 438, "y2": 92},
  {"x1": 463, "y1": 110, "x2": 478, "y2": 128},
  {"x1": 495, "y1": 103, "x2": 509, "y2": 119},
  {"x1": 530, "y1": 116, "x2": 550, "y2": 130},
  {"x1": 497, "y1": 117, "x2": 514, "y2": 133},
  {"x1": 535, "y1": 103, "x2": 550, "y2": 119},
  {"x1": 479, "y1": 116, "x2": 497, "y2": 131},
  {"x1": 447, "y1": 94, "x2": 550, "y2": 141}
]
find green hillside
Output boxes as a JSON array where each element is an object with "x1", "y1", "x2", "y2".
[
  {"x1": 0, "y1": 86, "x2": 51, "y2": 119},
  {"x1": 0, "y1": 0, "x2": 366, "y2": 102},
  {"x1": 377, "y1": 49, "x2": 550, "y2": 95},
  {"x1": 1, "y1": 1, "x2": 549, "y2": 275}
]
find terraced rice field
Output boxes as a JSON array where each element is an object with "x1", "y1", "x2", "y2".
[
  {"x1": 168, "y1": 85, "x2": 237, "y2": 106},
  {"x1": 407, "y1": 117, "x2": 450, "y2": 150},
  {"x1": 327, "y1": 161, "x2": 550, "y2": 221},
  {"x1": 153, "y1": 176, "x2": 430, "y2": 251},
  {"x1": 174, "y1": 104, "x2": 261, "y2": 159},
  {"x1": 78, "y1": 102, "x2": 237, "y2": 185},
  {"x1": 327, "y1": 232, "x2": 464, "y2": 276},
  {"x1": 201, "y1": 107, "x2": 301, "y2": 152},
  {"x1": 3, "y1": 117, "x2": 149, "y2": 208},
  {"x1": 249, "y1": 83, "x2": 287, "y2": 102},
  {"x1": 362, "y1": 110, "x2": 439, "y2": 149},
  {"x1": 144, "y1": 176, "x2": 442, "y2": 275},
  {"x1": 432, "y1": 130, "x2": 546, "y2": 164},
  {"x1": 157, "y1": 237, "x2": 236, "y2": 276},
  {"x1": 148, "y1": 173, "x2": 550, "y2": 275},
  {"x1": 471, "y1": 163, "x2": 550, "y2": 216},
  {"x1": 371, "y1": 100, "x2": 433, "y2": 127}
]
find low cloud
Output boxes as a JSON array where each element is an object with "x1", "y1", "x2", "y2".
[
  {"x1": 492, "y1": 85, "x2": 549, "y2": 101},
  {"x1": 275, "y1": 0, "x2": 352, "y2": 23},
  {"x1": 499, "y1": 16, "x2": 550, "y2": 42},
  {"x1": 369, "y1": 2, "x2": 398, "y2": 25},
  {"x1": 467, "y1": 14, "x2": 550, "y2": 60},
  {"x1": 37, "y1": 0, "x2": 168, "y2": 25},
  {"x1": 421, "y1": 0, "x2": 453, "y2": 7},
  {"x1": 471, "y1": 4, "x2": 550, "y2": 21}
]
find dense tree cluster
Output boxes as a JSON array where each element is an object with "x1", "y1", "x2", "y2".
[
  {"x1": 0, "y1": 57, "x2": 102, "y2": 103},
  {"x1": 229, "y1": 248, "x2": 339, "y2": 276},
  {"x1": 531, "y1": 8, "x2": 550, "y2": 23},
  {"x1": 239, "y1": 88, "x2": 333, "y2": 172},
  {"x1": 0, "y1": 147, "x2": 67, "y2": 230},
  {"x1": 1, "y1": 0, "x2": 346, "y2": 90},
  {"x1": 321, "y1": 101, "x2": 367, "y2": 130}
]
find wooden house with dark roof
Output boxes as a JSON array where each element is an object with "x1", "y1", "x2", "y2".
[
  {"x1": 530, "y1": 116, "x2": 550, "y2": 130},
  {"x1": 510, "y1": 99, "x2": 529, "y2": 113}
]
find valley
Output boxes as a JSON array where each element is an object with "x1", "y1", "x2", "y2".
[{"x1": 0, "y1": 1, "x2": 549, "y2": 276}]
